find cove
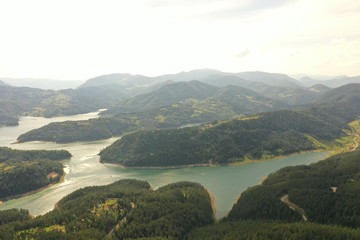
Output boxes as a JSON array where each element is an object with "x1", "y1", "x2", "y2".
[{"x1": 0, "y1": 112, "x2": 330, "y2": 218}]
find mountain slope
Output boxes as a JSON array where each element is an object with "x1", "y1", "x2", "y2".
[
  {"x1": 255, "y1": 85, "x2": 328, "y2": 105},
  {"x1": 0, "y1": 180, "x2": 214, "y2": 239},
  {"x1": 208, "y1": 85, "x2": 288, "y2": 113},
  {"x1": 231, "y1": 71, "x2": 302, "y2": 88},
  {"x1": 99, "y1": 84, "x2": 360, "y2": 167},
  {"x1": 0, "y1": 80, "x2": 10, "y2": 86},
  {"x1": 78, "y1": 69, "x2": 303, "y2": 91},
  {"x1": 0, "y1": 84, "x2": 128, "y2": 126},
  {"x1": 0, "y1": 147, "x2": 71, "y2": 199},
  {"x1": 17, "y1": 84, "x2": 288, "y2": 143},
  {"x1": 225, "y1": 150, "x2": 360, "y2": 228},
  {"x1": 102, "y1": 80, "x2": 220, "y2": 115},
  {"x1": 1, "y1": 78, "x2": 84, "y2": 90},
  {"x1": 322, "y1": 76, "x2": 360, "y2": 88},
  {"x1": 202, "y1": 75, "x2": 328, "y2": 105}
]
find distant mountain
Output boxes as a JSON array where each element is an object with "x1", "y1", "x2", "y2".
[
  {"x1": 312, "y1": 83, "x2": 360, "y2": 105},
  {"x1": 255, "y1": 85, "x2": 330, "y2": 105},
  {"x1": 320, "y1": 76, "x2": 360, "y2": 88},
  {"x1": 102, "y1": 80, "x2": 220, "y2": 115},
  {"x1": 307, "y1": 84, "x2": 332, "y2": 93},
  {"x1": 1, "y1": 78, "x2": 84, "y2": 90},
  {"x1": 293, "y1": 73, "x2": 346, "y2": 81},
  {"x1": 78, "y1": 69, "x2": 303, "y2": 94},
  {"x1": 0, "y1": 84, "x2": 129, "y2": 126},
  {"x1": 202, "y1": 75, "x2": 330, "y2": 105},
  {"x1": 17, "y1": 84, "x2": 289, "y2": 143},
  {"x1": 297, "y1": 76, "x2": 324, "y2": 86},
  {"x1": 77, "y1": 73, "x2": 148, "y2": 89},
  {"x1": 154, "y1": 68, "x2": 222, "y2": 82},
  {"x1": 0, "y1": 80, "x2": 10, "y2": 86},
  {"x1": 208, "y1": 85, "x2": 288, "y2": 113},
  {"x1": 295, "y1": 75, "x2": 360, "y2": 88},
  {"x1": 77, "y1": 69, "x2": 222, "y2": 89},
  {"x1": 230, "y1": 71, "x2": 302, "y2": 88},
  {"x1": 202, "y1": 75, "x2": 269, "y2": 90}
]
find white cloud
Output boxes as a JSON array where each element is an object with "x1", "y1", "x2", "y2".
[{"x1": 234, "y1": 49, "x2": 251, "y2": 58}]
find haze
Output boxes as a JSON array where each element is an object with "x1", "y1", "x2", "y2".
[{"x1": 0, "y1": 0, "x2": 359, "y2": 80}]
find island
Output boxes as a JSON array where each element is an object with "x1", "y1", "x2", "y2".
[{"x1": 0, "y1": 147, "x2": 71, "y2": 200}]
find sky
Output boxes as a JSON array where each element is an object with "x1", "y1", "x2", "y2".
[{"x1": 0, "y1": 0, "x2": 359, "y2": 80}]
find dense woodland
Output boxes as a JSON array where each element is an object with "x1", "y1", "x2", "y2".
[
  {"x1": 3, "y1": 150, "x2": 360, "y2": 239},
  {"x1": 0, "y1": 147, "x2": 71, "y2": 199},
  {"x1": 99, "y1": 84, "x2": 360, "y2": 167},
  {"x1": 17, "y1": 83, "x2": 289, "y2": 143},
  {"x1": 0, "y1": 84, "x2": 130, "y2": 126},
  {"x1": 188, "y1": 221, "x2": 360, "y2": 240},
  {"x1": 225, "y1": 150, "x2": 360, "y2": 227},
  {"x1": 0, "y1": 180, "x2": 214, "y2": 240},
  {"x1": 2, "y1": 73, "x2": 360, "y2": 239}
]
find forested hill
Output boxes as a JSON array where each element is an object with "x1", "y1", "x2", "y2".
[
  {"x1": 17, "y1": 84, "x2": 288, "y2": 143},
  {"x1": 98, "y1": 110, "x2": 342, "y2": 167},
  {"x1": 311, "y1": 83, "x2": 360, "y2": 105},
  {"x1": 3, "y1": 166, "x2": 360, "y2": 239},
  {"x1": 225, "y1": 150, "x2": 360, "y2": 227},
  {"x1": 0, "y1": 84, "x2": 128, "y2": 126},
  {"x1": 101, "y1": 80, "x2": 220, "y2": 115},
  {"x1": 78, "y1": 69, "x2": 302, "y2": 89},
  {"x1": 99, "y1": 84, "x2": 360, "y2": 167},
  {"x1": 0, "y1": 180, "x2": 214, "y2": 239},
  {"x1": 0, "y1": 147, "x2": 71, "y2": 199}
]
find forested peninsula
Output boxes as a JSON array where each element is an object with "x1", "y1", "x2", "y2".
[
  {"x1": 222, "y1": 150, "x2": 360, "y2": 228},
  {"x1": 2, "y1": 150, "x2": 360, "y2": 240},
  {"x1": 0, "y1": 180, "x2": 214, "y2": 239},
  {"x1": 99, "y1": 84, "x2": 360, "y2": 167},
  {"x1": 16, "y1": 83, "x2": 288, "y2": 143},
  {"x1": 0, "y1": 147, "x2": 71, "y2": 200}
]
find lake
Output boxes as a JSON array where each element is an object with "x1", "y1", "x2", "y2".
[{"x1": 0, "y1": 111, "x2": 330, "y2": 218}]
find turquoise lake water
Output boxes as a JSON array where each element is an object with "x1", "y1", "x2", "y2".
[{"x1": 0, "y1": 112, "x2": 330, "y2": 218}]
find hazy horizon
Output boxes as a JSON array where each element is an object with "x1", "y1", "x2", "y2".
[{"x1": 1, "y1": 0, "x2": 359, "y2": 80}]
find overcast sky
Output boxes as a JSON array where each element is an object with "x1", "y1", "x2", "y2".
[{"x1": 0, "y1": 0, "x2": 359, "y2": 80}]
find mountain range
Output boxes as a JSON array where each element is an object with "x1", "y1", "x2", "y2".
[
  {"x1": 99, "y1": 84, "x2": 360, "y2": 167},
  {"x1": 16, "y1": 81, "x2": 288, "y2": 143}
]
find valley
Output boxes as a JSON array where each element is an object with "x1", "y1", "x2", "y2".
[{"x1": 1, "y1": 69, "x2": 360, "y2": 239}]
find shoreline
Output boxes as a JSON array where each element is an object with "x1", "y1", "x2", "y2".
[
  {"x1": 102, "y1": 149, "x2": 331, "y2": 170},
  {"x1": 0, "y1": 170, "x2": 66, "y2": 202},
  {"x1": 103, "y1": 162, "x2": 211, "y2": 170},
  {"x1": 206, "y1": 188, "x2": 216, "y2": 218},
  {"x1": 229, "y1": 149, "x2": 331, "y2": 167}
]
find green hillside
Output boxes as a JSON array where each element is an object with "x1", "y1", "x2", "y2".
[
  {"x1": 0, "y1": 180, "x2": 214, "y2": 240},
  {"x1": 0, "y1": 147, "x2": 71, "y2": 199},
  {"x1": 225, "y1": 150, "x2": 360, "y2": 226},
  {"x1": 17, "y1": 84, "x2": 287, "y2": 143},
  {"x1": 99, "y1": 84, "x2": 360, "y2": 167},
  {"x1": 102, "y1": 80, "x2": 220, "y2": 116},
  {"x1": 3, "y1": 152, "x2": 360, "y2": 239},
  {"x1": 0, "y1": 85, "x2": 128, "y2": 126},
  {"x1": 98, "y1": 109, "x2": 344, "y2": 167},
  {"x1": 188, "y1": 221, "x2": 360, "y2": 240}
]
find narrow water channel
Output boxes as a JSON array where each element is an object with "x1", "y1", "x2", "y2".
[{"x1": 0, "y1": 112, "x2": 330, "y2": 218}]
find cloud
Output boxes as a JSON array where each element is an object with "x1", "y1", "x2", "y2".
[
  {"x1": 234, "y1": 48, "x2": 251, "y2": 58},
  {"x1": 288, "y1": 50, "x2": 299, "y2": 57},
  {"x1": 196, "y1": 0, "x2": 297, "y2": 20}
]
